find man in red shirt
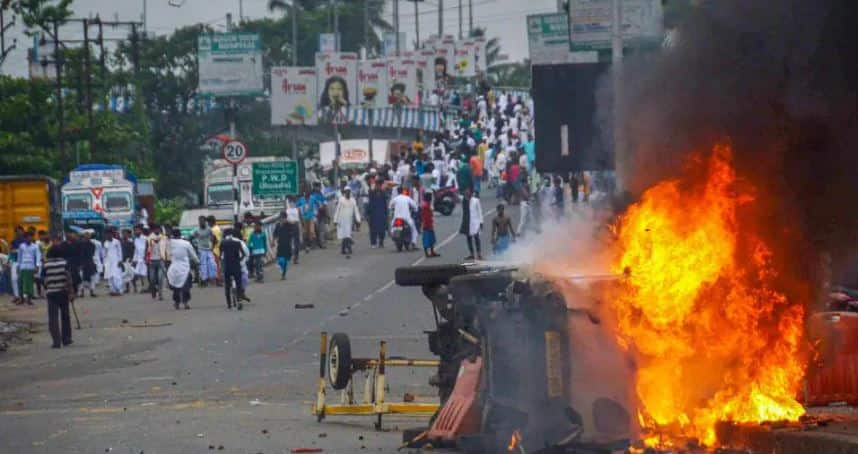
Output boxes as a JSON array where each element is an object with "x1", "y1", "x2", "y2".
[{"x1": 421, "y1": 192, "x2": 440, "y2": 258}]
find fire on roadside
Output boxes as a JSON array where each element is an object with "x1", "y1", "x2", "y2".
[
  {"x1": 507, "y1": 429, "x2": 522, "y2": 452},
  {"x1": 607, "y1": 143, "x2": 806, "y2": 447}
]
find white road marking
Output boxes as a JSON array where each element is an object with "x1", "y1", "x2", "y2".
[{"x1": 285, "y1": 208, "x2": 496, "y2": 348}]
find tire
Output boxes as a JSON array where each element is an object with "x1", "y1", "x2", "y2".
[
  {"x1": 395, "y1": 264, "x2": 470, "y2": 287},
  {"x1": 328, "y1": 333, "x2": 352, "y2": 390},
  {"x1": 396, "y1": 240, "x2": 404, "y2": 252},
  {"x1": 437, "y1": 198, "x2": 454, "y2": 216}
]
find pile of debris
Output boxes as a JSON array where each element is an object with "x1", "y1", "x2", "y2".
[{"x1": 0, "y1": 320, "x2": 33, "y2": 351}]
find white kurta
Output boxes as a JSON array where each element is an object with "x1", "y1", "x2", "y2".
[
  {"x1": 468, "y1": 196, "x2": 484, "y2": 236},
  {"x1": 92, "y1": 239, "x2": 104, "y2": 274},
  {"x1": 133, "y1": 235, "x2": 148, "y2": 276},
  {"x1": 167, "y1": 238, "x2": 199, "y2": 289},
  {"x1": 334, "y1": 196, "x2": 362, "y2": 240},
  {"x1": 103, "y1": 239, "x2": 123, "y2": 280}
]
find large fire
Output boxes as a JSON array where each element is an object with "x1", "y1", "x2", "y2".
[{"x1": 609, "y1": 143, "x2": 806, "y2": 446}]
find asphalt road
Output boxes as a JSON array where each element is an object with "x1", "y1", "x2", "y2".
[{"x1": 0, "y1": 194, "x2": 505, "y2": 454}]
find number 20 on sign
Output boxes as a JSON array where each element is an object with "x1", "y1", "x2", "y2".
[{"x1": 222, "y1": 140, "x2": 248, "y2": 165}]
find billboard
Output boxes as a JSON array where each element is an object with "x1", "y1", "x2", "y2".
[
  {"x1": 357, "y1": 60, "x2": 388, "y2": 108},
  {"x1": 270, "y1": 66, "x2": 318, "y2": 126},
  {"x1": 453, "y1": 40, "x2": 476, "y2": 78},
  {"x1": 532, "y1": 63, "x2": 613, "y2": 172},
  {"x1": 568, "y1": 0, "x2": 664, "y2": 51},
  {"x1": 416, "y1": 50, "x2": 436, "y2": 97},
  {"x1": 316, "y1": 52, "x2": 359, "y2": 119},
  {"x1": 386, "y1": 58, "x2": 419, "y2": 107},
  {"x1": 198, "y1": 33, "x2": 264, "y2": 96},
  {"x1": 528, "y1": 13, "x2": 573, "y2": 65},
  {"x1": 320, "y1": 139, "x2": 391, "y2": 167}
]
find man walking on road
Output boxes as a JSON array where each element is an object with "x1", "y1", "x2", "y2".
[
  {"x1": 220, "y1": 225, "x2": 249, "y2": 309},
  {"x1": 167, "y1": 229, "x2": 198, "y2": 310},
  {"x1": 247, "y1": 222, "x2": 267, "y2": 283},
  {"x1": 17, "y1": 231, "x2": 41, "y2": 305},
  {"x1": 79, "y1": 230, "x2": 98, "y2": 298},
  {"x1": 334, "y1": 187, "x2": 361, "y2": 258},
  {"x1": 42, "y1": 241, "x2": 73, "y2": 349},
  {"x1": 274, "y1": 214, "x2": 295, "y2": 280},
  {"x1": 460, "y1": 188, "x2": 484, "y2": 261},
  {"x1": 132, "y1": 225, "x2": 148, "y2": 293},
  {"x1": 103, "y1": 228, "x2": 124, "y2": 296},
  {"x1": 193, "y1": 216, "x2": 217, "y2": 287},
  {"x1": 147, "y1": 226, "x2": 169, "y2": 300},
  {"x1": 367, "y1": 180, "x2": 389, "y2": 248}
]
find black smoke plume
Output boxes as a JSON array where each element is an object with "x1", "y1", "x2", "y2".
[{"x1": 605, "y1": 0, "x2": 858, "y2": 295}]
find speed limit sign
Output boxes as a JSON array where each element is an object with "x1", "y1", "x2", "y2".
[{"x1": 222, "y1": 140, "x2": 248, "y2": 165}]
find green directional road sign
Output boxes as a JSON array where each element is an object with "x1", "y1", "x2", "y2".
[{"x1": 252, "y1": 161, "x2": 299, "y2": 198}]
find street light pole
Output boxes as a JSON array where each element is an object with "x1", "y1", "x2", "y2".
[
  {"x1": 612, "y1": 0, "x2": 626, "y2": 194},
  {"x1": 468, "y1": 0, "x2": 473, "y2": 36},
  {"x1": 394, "y1": 0, "x2": 400, "y2": 56},
  {"x1": 438, "y1": 0, "x2": 443, "y2": 38},
  {"x1": 458, "y1": 0, "x2": 462, "y2": 39},
  {"x1": 292, "y1": 2, "x2": 299, "y2": 163},
  {"x1": 332, "y1": 0, "x2": 339, "y2": 51},
  {"x1": 414, "y1": 0, "x2": 420, "y2": 50}
]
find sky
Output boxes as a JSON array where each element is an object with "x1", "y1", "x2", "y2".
[{"x1": 0, "y1": 0, "x2": 559, "y2": 77}]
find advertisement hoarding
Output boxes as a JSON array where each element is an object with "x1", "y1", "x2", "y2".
[
  {"x1": 319, "y1": 139, "x2": 391, "y2": 167},
  {"x1": 198, "y1": 33, "x2": 264, "y2": 96},
  {"x1": 357, "y1": 60, "x2": 388, "y2": 108},
  {"x1": 270, "y1": 66, "x2": 318, "y2": 126},
  {"x1": 316, "y1": 52, "x2": 359, "y2": 115},
  {"x1": 453, "y1": 40, "x2": 476, "y2": 78},
  {"x1": 386, "y1": 58, "x2": 419, "y2": 107},
  {"x1": 416, "y1": 50, "x2": 436, "y2": 97}
]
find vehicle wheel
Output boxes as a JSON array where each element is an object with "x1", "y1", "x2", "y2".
[
  {"x1": 395, "y1": 264, "x2": 469, "y2": 287},
  {"x1": 396, "y1": 240, "x2": 404, "y2": 252},
  {"x1": 438, "y1": 199, "x2": 454, "y2": 216},
  {"x1": 328, "y1": 333, "x2": 352, "y2": 390}
]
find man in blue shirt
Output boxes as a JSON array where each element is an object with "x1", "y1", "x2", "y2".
[
  {"x1": 297, "y1": 187, "x2": 323, "y2": 252},
  {"x1": 17, "y1": 231, "x2": 42, "y2": 305}
]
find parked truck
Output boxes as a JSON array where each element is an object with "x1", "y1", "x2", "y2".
[
  {"x1": 0, "y1": 175, "x2": 61, "y2": 242},
  {"x1": 61, "y1": 164, "x2": 138, "y2": 231}
]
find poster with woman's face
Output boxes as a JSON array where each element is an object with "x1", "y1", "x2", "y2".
[
  {"x1": 270, "y1": 66, "x2": 318, "y2": 126},
  {"x1": 315, "y1": 52, "x2": 359, "y2": 116},
  {"x1": 454, "y1": 40, "x2": 477, "y2": 78},
  {"x1": 358, "y1": 60, "x2": 388, "y2": 108},
  {"x1": 386, "y1": 58, "x2": 418, "y2": 107}
]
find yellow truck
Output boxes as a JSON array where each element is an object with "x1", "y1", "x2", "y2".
[{"x1": 0, "y1": 175, "x2": 61, "y2": 245}]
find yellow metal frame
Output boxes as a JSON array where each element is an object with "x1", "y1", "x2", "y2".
[{"x1": 312, "y1": 332, "x2": 441, "y2": 429}]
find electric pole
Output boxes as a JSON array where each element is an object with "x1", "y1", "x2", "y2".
[
  {"x1": 393, "y1": 0, "x2": 400, "y2": 56},
  {"x1": 458, "y1": 0, "x2": 462, "y2": 39},
  {"x1": 413, "y1": 0, "x2": 419, "y2": 50},
  {"x1": 468, "y1": 0, "x2": 473, "y2": 37},
  {"x1": 612, "y1": 0, "x2": 626, "y2": 193},
  {"x1": 332, "y1": 0, "x2": 339, "y2": 51},
  {"x1": 363, "y1": 0, "x2": 369, "y2": 57},
  {"x1": 0, "y1": 6, "x2": 16, "y2": 66},
  {"x1": 438, "y1": 0, "x2": 443, "y2": 38}
]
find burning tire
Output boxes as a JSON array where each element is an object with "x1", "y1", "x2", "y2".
[
  {"x1": 328, "y1": 333, "x2": 352, "y2": 390},
  {"x1": 395, "y1": 264, "x2": 469, "y2": 287}
]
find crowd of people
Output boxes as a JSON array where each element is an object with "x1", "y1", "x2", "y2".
[{"x1": 0, "y1": 87, "x2": 612, "y2": 349}]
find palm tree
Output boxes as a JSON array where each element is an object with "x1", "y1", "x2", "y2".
[{"x1": 268, "y1": 0, "x2": 391, "y2": 58}]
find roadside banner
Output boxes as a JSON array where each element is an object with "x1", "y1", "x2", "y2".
[
  {"x1": 568, "y1": 0, "x2": 664, "y2": 51},
  {"x1": 197, "y1": 33, "x2": 264, "y2": 96},
  {"x1": 357, "y1": 60, "x2": 388, "y2": 108},
  {"x1": 382, "y1": 32, "x2": 407, "y2": 57},
  {"x1": 319, "y1": 33, "x2": 339, "y2": 53},
  {"x1": 416, "y1": 49, "x2": 436, "y2": 97},
  {"x1": 319, "y1": 139, "x2": 391, "y2": 167},
  {"x1": 453, "y1": 40, "x2": 476, "y2": 77},
  {"x1": 270, "y1": 66, "x2": 318, "y2": 125},
  {"x1": 386, "y1": 58, "x2": 419, "y2": 107},
  {"x1": 316, "y1": 52, "x2": 359, "y2": 119}
]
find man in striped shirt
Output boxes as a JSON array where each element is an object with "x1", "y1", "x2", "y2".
[{"x1": 42, "y1": 238, "x2": 74, "y2": 349}]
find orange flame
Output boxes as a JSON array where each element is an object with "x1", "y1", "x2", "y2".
[
  {"x1": 507, "y1": 429, "x2": 522, "y2": 452},
  {"x1": 609, "y1": 144, "x2": 805, "y2": 446}
]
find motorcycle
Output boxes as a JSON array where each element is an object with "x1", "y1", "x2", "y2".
[
  {"x1": 433, "y1": 186, "x2": 458, "y2": 216},
  {"x1": 391, "y1": 217, "x2": 413, "y2": 252}
]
